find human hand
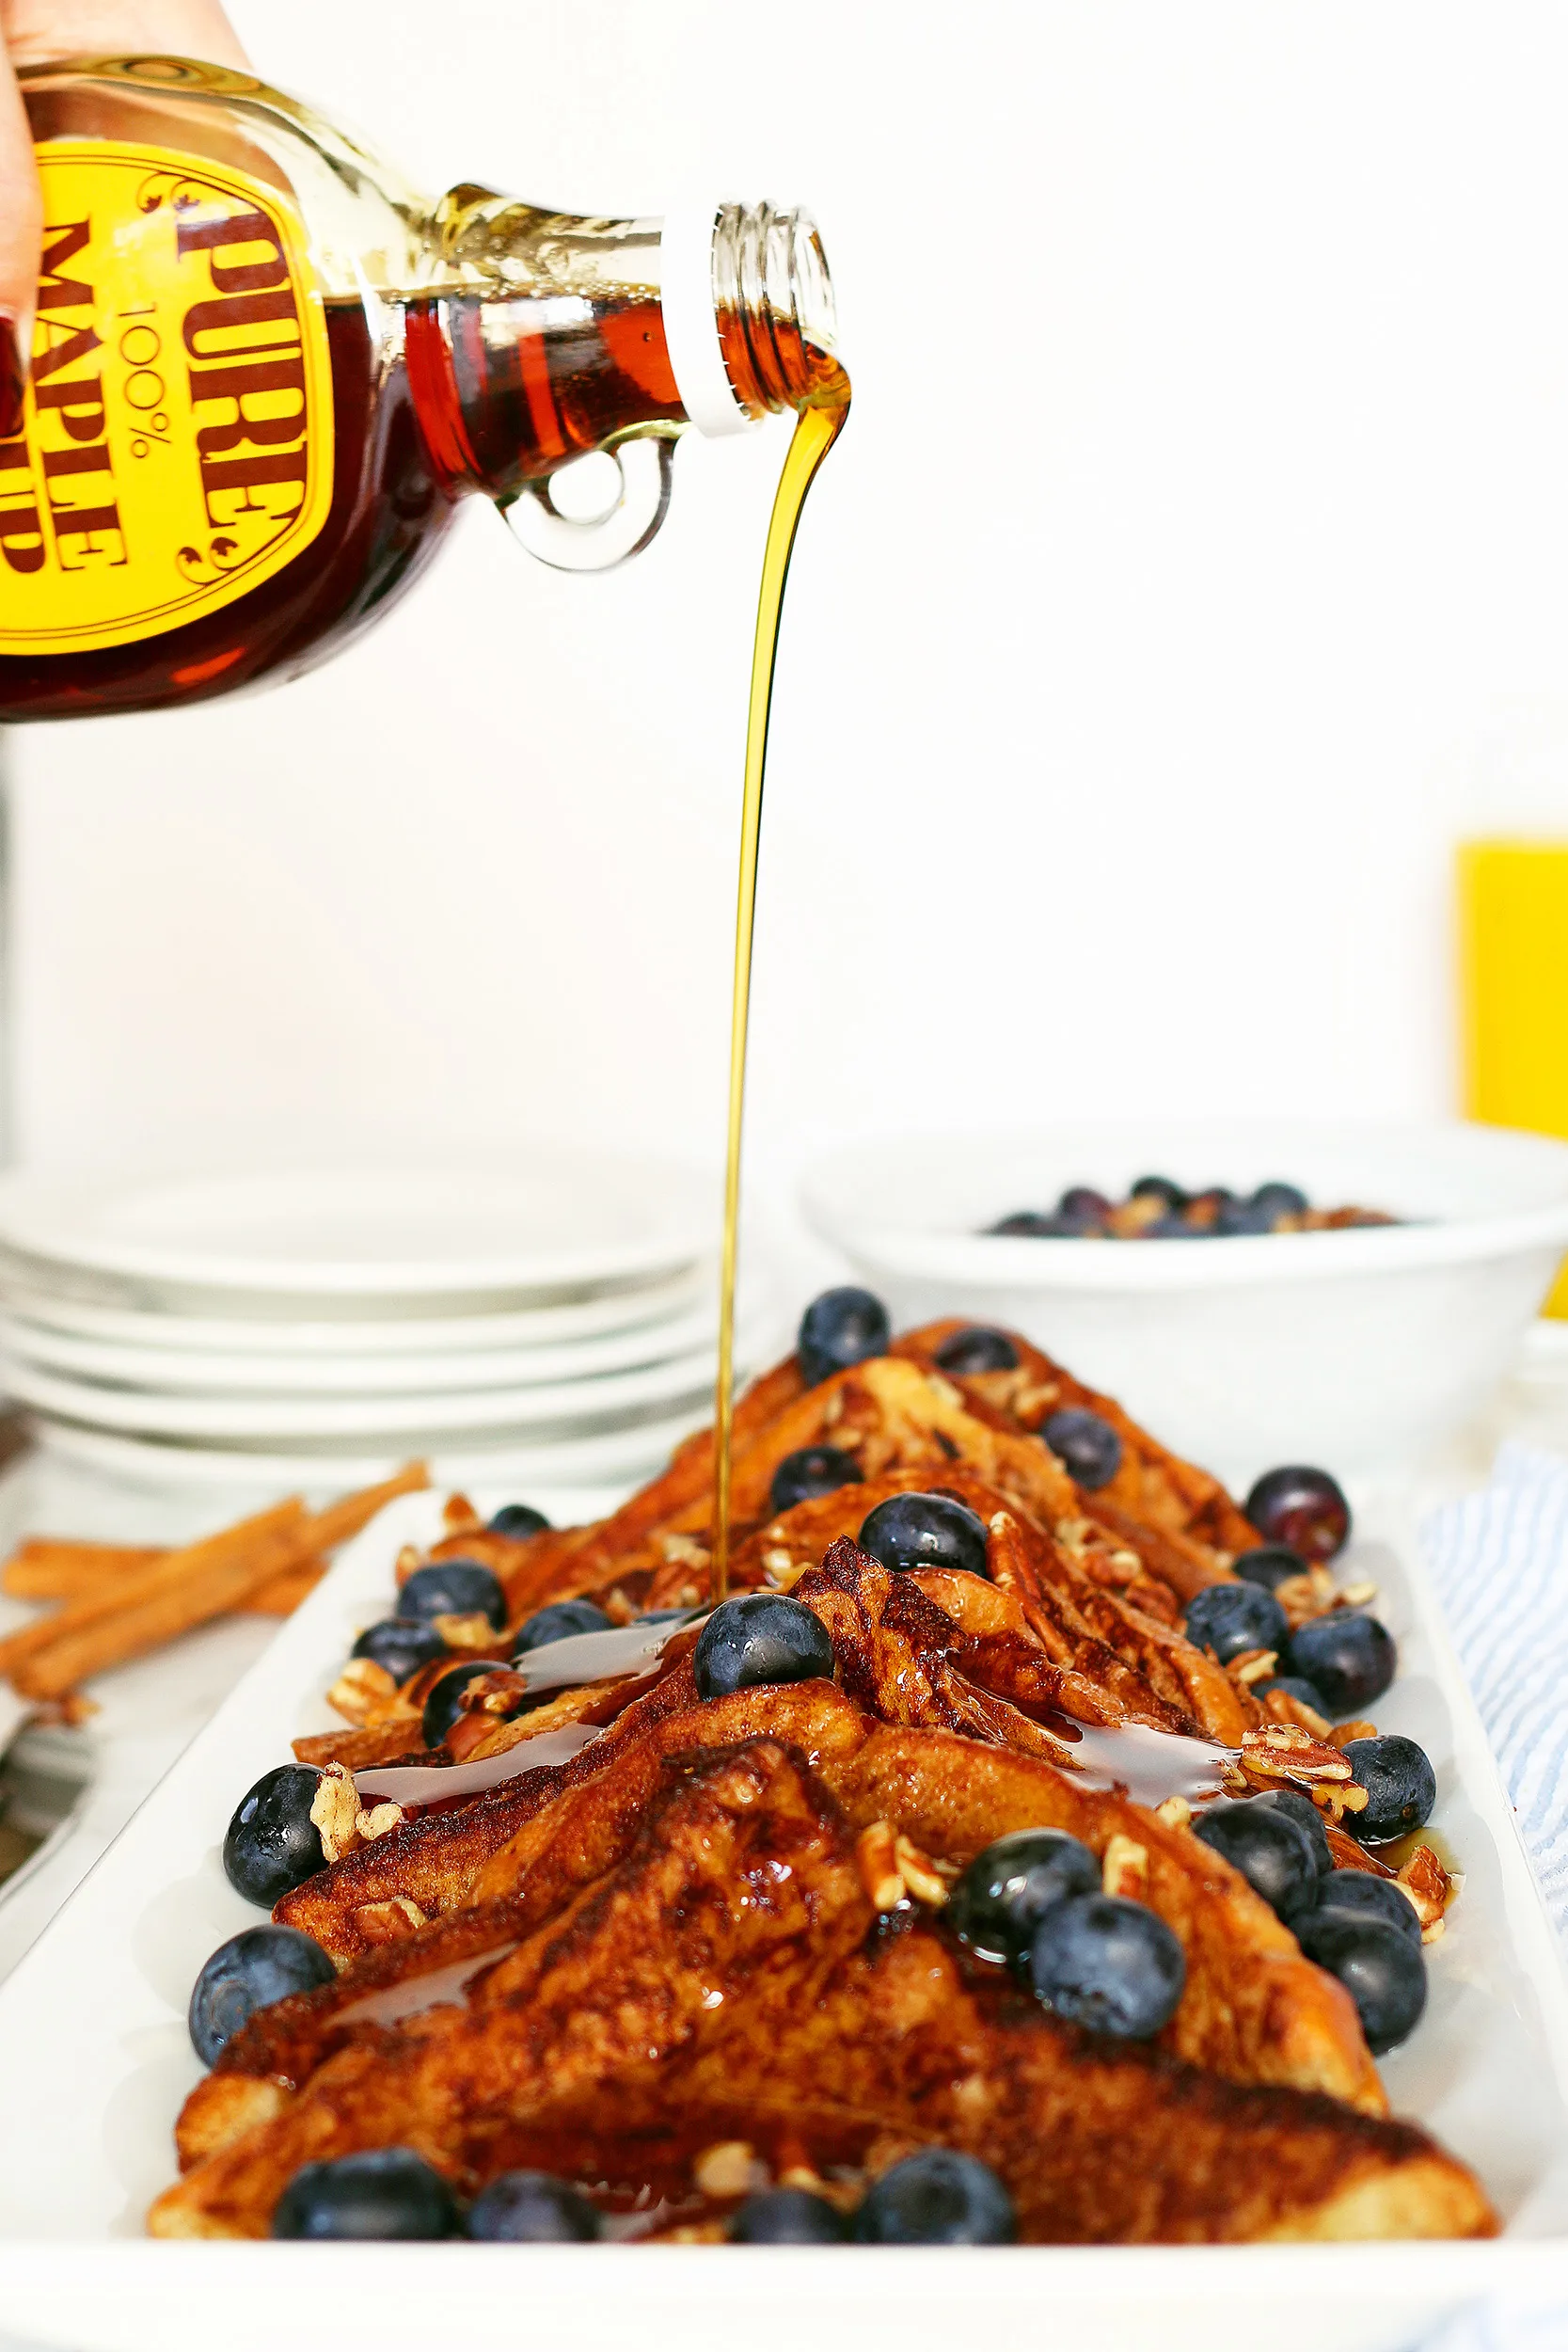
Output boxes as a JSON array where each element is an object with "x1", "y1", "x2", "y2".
[{"x1": 0, "y1": 1, "x2": 246, "y2": 433}]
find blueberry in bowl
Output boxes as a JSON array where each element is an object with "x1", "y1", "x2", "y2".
[
  {"x1": 396, "y1": 1559, "x2": 507, "y2": 1631},
  {"x1": 1293, "y1": 1911, "x2": 1426, "y2": 2055},
  {"x1": 986, "y1": 1210, "x2": 1092, "y2": 1237},
  {"x1": 487, "y1": 1502, "x2": 551, "y2": 1539},
  {"x1": 947, "y1": 1828, "x2": 1101, "y2": 1966},
  {"x1": 1182, "y1": 1581, "x2": 1289, "y2": 1666},
  {"x1": 1339, "y1": 1734, "x2": 1436, "y2": 1843},
  {"x1": 932, "y1": 1325, "x2": 1021, "y2": 1375},
  {"x1": 466, "y1": 2171, "x2": 602, "y2": 2241},
  {"x1": 857, "y1": 1491, "x2": 990, "y2": 1580},
  {"x1": 730, "y1": 2189, "x2": 850, "y2": 2244},
  {"x1": 768, "y1": 1444, "x2": 862, "y2": 1514},
  {"x1": 853, "y1": 2149, "x2": 1016, "y2": 2246},
  {"x1": 1286, "y1": 1612, "x2": 1396, "y2": 1717},
  {"x1": 1244, "y1": 1466, "x2": 1352, "y2": 1563},
  {"x1": 420, "y1": 1658, "x2": 512, "y2": 1748},
  {"x1": 1040, "y1": 1407, "x2": 1122, "y2": 1490},
  {"x1": 223, "y1": 1765, "x2": 331, "y2": 1906},
  {"x1": 1028, "y1": 1893, "x2": 1187, "y2": 2039},
  {"x1": 797, "y1": 1287, "x2": 891, "y2": 1386},
  {"x1": 188, "y1": 1924, "x2": 335, "y2": 2065},
  {"x1": 351, "y1": 1617, "x2": 449, "y2": 1687},
  {"x1": 513, "y1": 1597, "x2": 613, "y2": 1654},
  {"x1": 1131, "y1": 1175, "x2": 1189, "y2": 1212},
  {"x1": 693, "y1": 1594, "x2": 833, "y2": 1699},
  {"x1": 272, "y1": 2148, "x2": 458, "y2": 2240},
  {"x1": 1193, "y1": 1798, "x2": 1320, "y2": 1922},
  {"x1": 1250, "y1": 1182, "x2": 1309, "y2": 1220}
]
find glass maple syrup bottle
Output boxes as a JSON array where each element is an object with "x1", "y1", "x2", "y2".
[{"x1": 0, "y1": 55, "x2": 839, "y2": 721}]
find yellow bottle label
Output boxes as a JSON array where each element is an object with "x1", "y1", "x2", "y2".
[{"x1": 0, "y1": 141, "x2": 335, "y2": 657}]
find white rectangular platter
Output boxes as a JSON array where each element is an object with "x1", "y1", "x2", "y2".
[{"x1": 0, "y1": 1484, "x2": 1567, "y2": 2352}]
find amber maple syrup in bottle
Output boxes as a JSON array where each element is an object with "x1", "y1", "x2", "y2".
[
  {"x1": 0, "y1": 60, "x2": 845, "y2": 1597},
  {"x1": 0, "y1": 56, "x2": 838, "y2": 722}
]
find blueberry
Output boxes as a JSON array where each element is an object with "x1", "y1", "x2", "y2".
[
  {"x1": 420, "y1": 1658, "x2": 510, "y2": 1747},
  {"x1": 729, "y1": 2188, "x2": 849, "y2": 2243},
  {"x1": 932, "y1": 1326, "x2": 1021, "y2": 1375},
  {"x1": 1193, "y1": 1798, "x2": 1320, "y2": 1921},
  {"x1": 1029, "y1": 1894, "x2": 1186, "y2": 2039},
  {"x1": 1145, "y1": 1216, "x2": 1208, "y2": 1239},
  {"x1": 1256, "y1": 1673, "x2": 1333, "y2": 1722},
  {"x1": 466, "y1": 2170, "x2": 602, "y2": 2241},
  {"x1": 188, "y1": 1924, "x2": 335, "y2": 2065},
  {"x1": 1339, "y1": 1735, "x2": 1436, "y2": 1843},
  {"x1": 1186, "y1": 1186, "x2": 1237, "y2": 1222},
  {"x1": 272, "y1": 2148, "x2": 458, "y2": 2240},
  {"x1": 947, "y1": 1828, "x2": 1100, "y2": 1965},
  {"x1": 350, "y1": 1617, "x2": 449, "y2": 1687},
  {"x1": 397, "y1": 1560, "x2": 507, "y2": 1630},
  {"x1": 223, "y1": 1765, "x2": 327, "y2": 1906},
  {"x1": 857, "y1": 1491, "x2": 990, "y2": 1580},
  {"x1": 1182, "y1": 1581, "x2": 1289, "y2": 1665},
  {"x1": 1058, "y1": 1186, "x2": 1115, "y2": 1222},
  {"x1": 1293, "y1": 1912, "x2": 1426, "y2": 2055},
  {"x1": 854, "y1": 2150, "x2": 1016, "y2": 2246},
  {"x1": 1244, "y1": 1466, "x2": 1352, "y2": 1562},
  {"x1": 1213, "y1": 1200, "x2": 1277, "y2": 1236},
  {"x1": 1286, "y1": 1613, "x2": 1396, "y2": 1717},
  {"x1": 797, "y1": 1287, "x2": 891, "y2": 1387},
  {"x1": 1131, "y1": 1175, "x2": 1189, "y2": 1211},
  {"x1": 1307, "y1": 1867, "x2": 1424, "y2": 1947},
  {"x1": 768, "y1": 1444, "x2": 862, "y2": 1515},
  {"x1": 987, "y1": 1210, "x2": 1087, "y2": 1237},
  {"x1": 1253, "y1": 1788, "x2": 1334, "y2": 1877},
  {"x1": 487, "y1": 1502, "x2": 551, "y2": 1539},
  {"x1": 1250, "y1": 1182, "x2": 1309, "y2": 1219},
  {"x1": 1232, "y1": 1544, "x2": 1308, "y2": 1593},
  {"x1": 1040, "y1": 1407, "x2": 1123, "y2": 1490},
  {"x1": 692, "y1": 1594, "x2": 833, "y2": 1700},
  {"x1": 512, "y1": 1597, "x2": 613, "y2": 1654}
]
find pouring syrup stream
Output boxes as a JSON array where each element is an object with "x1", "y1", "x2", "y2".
[{"x1": 710, "y1": 361, "x2": 851, "y2": 1600}]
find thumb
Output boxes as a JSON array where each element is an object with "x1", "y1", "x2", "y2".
[{"x1": 0, "y1": 47, "x2": 39, "y2": 439}]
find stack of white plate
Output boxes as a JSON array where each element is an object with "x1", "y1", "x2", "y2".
[{"x1": 0, "y1": 1154, "x2": 739, "y2": 1498}]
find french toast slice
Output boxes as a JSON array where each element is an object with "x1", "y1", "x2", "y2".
[
  {"x1": 278, "y1": 1539, "x2": 1250, "y2": 1945},
  {"x1": 154, "y1": 1740, "x2": 1489, "y2": 2242},
  {"x1": 232, "y1": 1686, "x2": 1380, "y2": 2121}
]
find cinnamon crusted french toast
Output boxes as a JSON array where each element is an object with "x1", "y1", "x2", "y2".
[{"x1": 155, "y1": 1301, "x2": 1488, "y2": 2245}]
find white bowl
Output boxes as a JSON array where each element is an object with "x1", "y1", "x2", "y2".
[{"x1": 800, "y1": 1120, "x2": 1568, "y2": 1484}]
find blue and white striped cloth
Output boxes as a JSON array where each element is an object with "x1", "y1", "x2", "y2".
[
  {"x1": 1422, "y1": 1440, "x2": 1568, "y2": 1945},
  {"x1": 1418, "y1": 1445, "x2": 1568, "y2": 2351}
]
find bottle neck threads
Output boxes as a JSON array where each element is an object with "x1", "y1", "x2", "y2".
[{"x1": 711, "y1": 202, "x2": 839, "y2": 416}]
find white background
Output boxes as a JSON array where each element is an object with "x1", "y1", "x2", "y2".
[{"x1": 11, "y1": 2, "x2": 1568, "y2": 1199}]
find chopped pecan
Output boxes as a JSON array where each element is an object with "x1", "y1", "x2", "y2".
[
  {"x1": 894, "y1": 1832, "x2": 949, "y2": 1907},
  {"x1": 855, "y1": 1820, "x2": 905, "y2": 1912},
  {"x1": 353, "y1": 1896, "x2": 430, "y2": 1944},
  {"x1": 1101, "y1": 1833, "x2": 1149, "y2": 1903},
  {"x1": 1397, "y1": 1844, "x2": 1453, "y2": 1943},
  {"x1": 308, "y1": 1760, "x2": 362, "y2": 1863},
  {"x1": 326, "y1": 1656, "x2": 394, "y2": 1726},
  {"x1": 693, "y1": 2141, "x2": 757, "y2": 2199}
]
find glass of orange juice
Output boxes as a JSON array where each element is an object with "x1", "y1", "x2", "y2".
[{"x1": 1458, "y1": 838, "x2": 1568, "y2": 1313}]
